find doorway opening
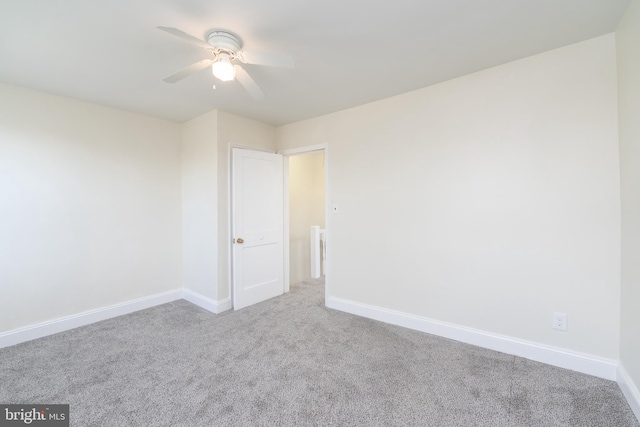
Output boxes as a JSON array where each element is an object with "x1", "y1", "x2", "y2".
[
  {"x1": 230, "y1": 145, "x2": 328, "y2": 311},
  {"x1": 282, "y1": 145, "x2": 329, "y2": 303},
  {"x1": 287, "y1": 151, "x2": 326, "y2": 284}
]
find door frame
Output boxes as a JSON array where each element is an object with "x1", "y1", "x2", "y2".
[
  {"x1": 229, "y1": 142, "x2": 330, "y2": 308},
  {"x1": 279, "y1": 143, "x2": 330, "y2": 303}
]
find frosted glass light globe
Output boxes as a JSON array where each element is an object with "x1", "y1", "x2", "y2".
[{"x1": 212, "y1": 55, "x2": 235, "y2": 81}]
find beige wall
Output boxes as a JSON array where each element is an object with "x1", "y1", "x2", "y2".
[
  {"x1": 289, "y1": 151, "x2": 325, "y2": 285},
  {"x1": 277, "y1": 34, "x2": 621, "y2": 359},
  {"x1": 181, "y1": 110, "x2": 218, "y2": 299},
  {"x1": 0, "y1": 83, "x2": 182, "y2": 332},
  {"x1": 216, "y1": 111, "x2": 276, "y2": 301},
  {"x1": 617, "y1": 0, "x2": 640, "y2": 401}
]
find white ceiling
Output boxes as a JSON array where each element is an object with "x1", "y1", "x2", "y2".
[{"x1": 0, "y1": 0, "x2": 631, "y2": 126}]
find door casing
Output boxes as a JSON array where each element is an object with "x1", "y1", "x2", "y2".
[{"x1": 229, "y1": 143, "x2": 330, "y2": 308}]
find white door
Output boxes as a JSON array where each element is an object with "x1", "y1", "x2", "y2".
[{"x1": 232, "y1": 148, "x2": 284, "y2": 310}]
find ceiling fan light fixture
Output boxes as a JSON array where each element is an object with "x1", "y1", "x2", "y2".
[
  {"x1": 212, "y1": 53, "x2": 235, "y2": 81},
  {"x1": 157, "y1": 26, "x2": 291, "y2": 99}
]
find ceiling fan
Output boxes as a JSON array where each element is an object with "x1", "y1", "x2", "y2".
[{"x1": 157, "y1": 26, "x2": 295, "y2": 100}]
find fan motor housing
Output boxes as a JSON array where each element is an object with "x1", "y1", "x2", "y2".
[{"x1": 207, "y1": 30, "x2": 242, "y2": 52}]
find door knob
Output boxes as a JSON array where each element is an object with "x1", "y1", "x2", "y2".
[{"x1": 236, "y1": 238, "x2": 244, "y2": 244}]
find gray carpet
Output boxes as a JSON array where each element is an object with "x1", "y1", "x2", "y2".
[{"x1": 1, "y1": 281, "x2": 638, "y2": 427}]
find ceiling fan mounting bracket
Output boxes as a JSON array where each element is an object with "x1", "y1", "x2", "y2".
[{"x1": 207, "y1": 30, "x2": 242, "y2": 53}]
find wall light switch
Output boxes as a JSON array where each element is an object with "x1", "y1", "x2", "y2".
[{"x1": 332, "y1": 204, "x2": 339, "y2": 214}]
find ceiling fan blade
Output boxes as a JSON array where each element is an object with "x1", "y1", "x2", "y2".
[
  {"x1": 234, "y1": 65, "x2": 265, "y2": 100},
  {"x1": 237, "y1": 50, "x2": 294, "y2": 68},
  {"x1": 157, "y1": 26, "x2": 212, "y2": 50},
  {"x1": 163, "y1": 59, "x2": 213, "y2": 83}
]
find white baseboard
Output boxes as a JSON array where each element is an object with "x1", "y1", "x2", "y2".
[
  {"x1": 182, "y1": 289, "x2": 232, "y2": 314},
  {"x1": 618, "y1": 364, "x2": 640, "y2": 422},
  {"x1": 0, "y1": 288, "x2": 233, "y2": 350},
  {"x1": 0, "y1": 289, "x2": 183, "y2": 349},
  {"x1": 326, "y1": 296, "x2": 618, "y2": 381}
]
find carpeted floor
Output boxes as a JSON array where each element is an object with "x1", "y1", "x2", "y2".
[{"x1": 1, "y1": 280, "x2": 638, "y2": 427}]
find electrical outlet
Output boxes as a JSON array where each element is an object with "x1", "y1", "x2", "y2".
[{"x1": 553, "y1": 312, "x2": 568, "y2": 331}]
